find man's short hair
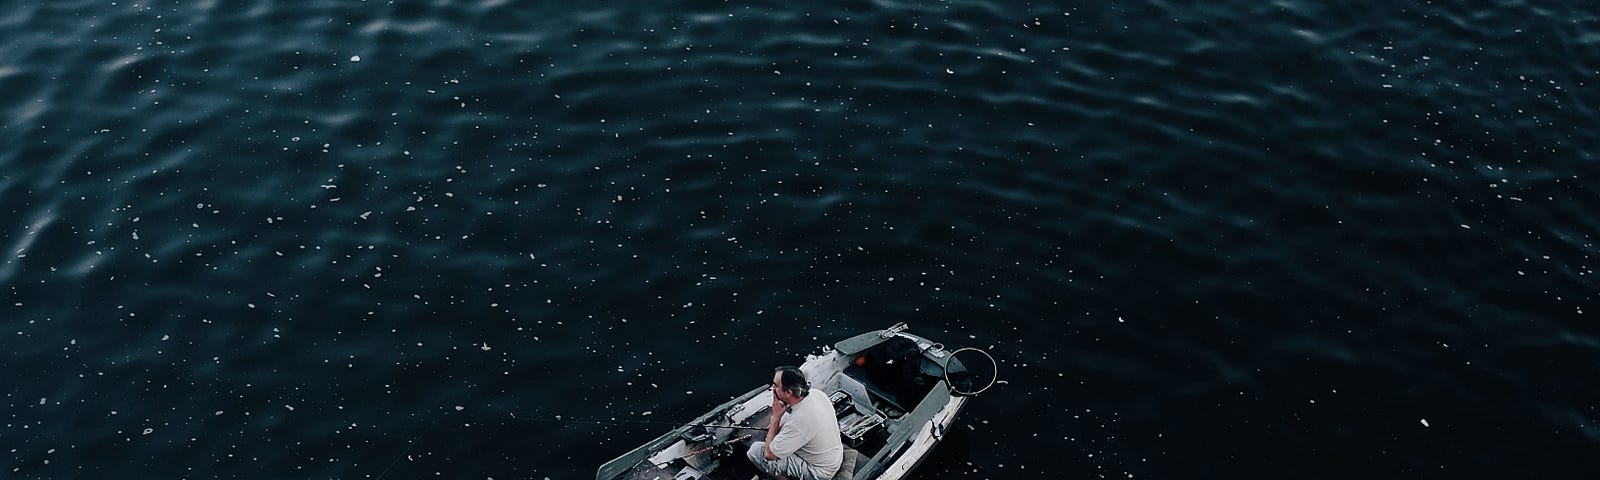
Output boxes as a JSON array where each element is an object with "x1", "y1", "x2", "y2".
[{"x1": 774, "y1": 366, "x2": 809, "y2": 398}]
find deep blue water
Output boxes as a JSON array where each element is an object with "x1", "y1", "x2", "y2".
[{"x1": 3, "y1": 1, "x2": 1598, "y2": 478}]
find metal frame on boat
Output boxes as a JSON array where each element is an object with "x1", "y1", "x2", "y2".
[{"x1": 596, "y1": 323, "x2": 994, "y2": 480}]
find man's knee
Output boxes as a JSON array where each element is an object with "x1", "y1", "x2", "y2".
[{"x1": 747, "y1": 441, "x2": 768, "y2": 464}]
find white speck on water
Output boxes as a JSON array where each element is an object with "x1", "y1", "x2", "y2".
[
  {"x1": 285, "y1": 405, "x2": 294, "y2": 411},
  {"x1": 641, "y1": 411, "x2": 653, "y2": 416},
  {"x1": 350, "y1": 55, "x2": 361, "y2": 62},
  {"x1": 1421, "y1": 419, "x2": 1430, "y2": 427},
  {"x1": 945, "y1": 68, "x2": 955, "y2": 74},
  {"x1": 142, "y1": 428, "x2": 154, "y2": 435},
  {"x1": 248, "y1": 303, "x2": 256, "y2": 309},
  {"x1": 480, "y1": 343, "x2": 491, "y2": 351},
  {"x1": 1460, "y1": 224, "x2": 1470, "y2": 229},
  {"x1": 161, "y1": 335, "x2": 169, "y2": 341},
  {"x1": 214, "y1": 411, "x2": 224, "y2": 416},
  {"x1": 455, "y1": 405, "x2": 465, "y2": 411},
  {"x1": 39, "y1": 397, "x2": 46, "y2": 405},
  {"x1": 359, "y1": 211, "x2": 372, "y2": 220},
  {"x1": 1118, "y1": 316, "x2": 1125, "y2": 323}
]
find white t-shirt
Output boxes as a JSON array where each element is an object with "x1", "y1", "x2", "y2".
[{"x1": 770, "y1": 389, "x2": 844, "y2": 478}]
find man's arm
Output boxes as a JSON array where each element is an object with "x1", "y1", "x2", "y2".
[{"x1": 763, "y1": 396, "x2": 786, "y2": 460}]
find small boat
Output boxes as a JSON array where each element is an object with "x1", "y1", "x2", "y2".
[{"x1": 596, "y1": 323, "x2": 996, "y2": 480}]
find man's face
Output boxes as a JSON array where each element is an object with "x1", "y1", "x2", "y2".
[{"x1": 771, "y1": 371, "x2": 789, "y2": 404}]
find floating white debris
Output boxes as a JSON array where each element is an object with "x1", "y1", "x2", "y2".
[
  {"x1": 480, "y1": 343, "x2": 491, "y2": 352},
  {"x1": 215, "y1": 411, "x2": 224, "y2": 416},
  {"x1": 350, "y1": 55, "x2": 361, "y2": 62},
  {"x1": 143, "y1": 428, "x2": 154, "y2": 435},
  {"x1": 945, "y1": 68, "x2": 955, "y2": 74},
  {"x1": 1459, "y1": 224, "x2": 1470, "y2": 229},
  {"x1": 359, "y1": 211, "x2": 372, "y2": 220},
  {"x1": 455, "y1": 405, "x2": 465, "y2": 411},
  {"x1": 1420, "y1": 418, "x2": 1430, "y2": 427},
  {"x1": 285, "y1": 405, "x2": 295, "y2": 411},
  {"x1": 641, "y1": 411, "x2": 653, "y2": 416},
  {"x1": 39, "y1": 397, "x2": 46, "y2": 405}
]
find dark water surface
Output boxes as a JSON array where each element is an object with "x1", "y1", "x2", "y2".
[{"x1": 4, "y1": 1, "x2": 1598, "y2": 478}]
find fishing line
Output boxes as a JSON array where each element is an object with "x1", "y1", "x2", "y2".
[{"x1": 374, "y1": 411, "x2": 449, "y2": 480}]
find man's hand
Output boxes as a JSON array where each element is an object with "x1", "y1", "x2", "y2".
[{"x1": 770, "y1": 395, "x2": 788, "y2": 415}]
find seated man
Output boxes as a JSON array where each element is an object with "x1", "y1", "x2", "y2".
[{"x1": 746, "y1": 366, "x2": 843, "y2": 480}]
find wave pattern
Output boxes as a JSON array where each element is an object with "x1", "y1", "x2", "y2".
[{"x1": 1, "y1": 0, "x2": 1597, "y2": 478}]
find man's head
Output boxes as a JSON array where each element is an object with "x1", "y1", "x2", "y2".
[{"x1": 771, "y1": 366, "x2": 809, "y2": 404}]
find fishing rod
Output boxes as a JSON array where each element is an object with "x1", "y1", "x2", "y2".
[
  {"x1": 466, "y1": 412, "x2": 769, "y2": 432},
  {"x1": 668, "y1": 433, "x2": 752, "y2": 463},
  {"x1": 374, "y1": 411, "x2": 764, "y2": 480}
]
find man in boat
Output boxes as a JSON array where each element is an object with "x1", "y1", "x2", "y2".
[{"x1": 746, "y1": 366, "x2": 844, "y2": 480}]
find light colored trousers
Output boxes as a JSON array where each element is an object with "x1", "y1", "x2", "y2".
[{"x1": 746, "y1": 441, "x2": 821, "y2": 480}]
